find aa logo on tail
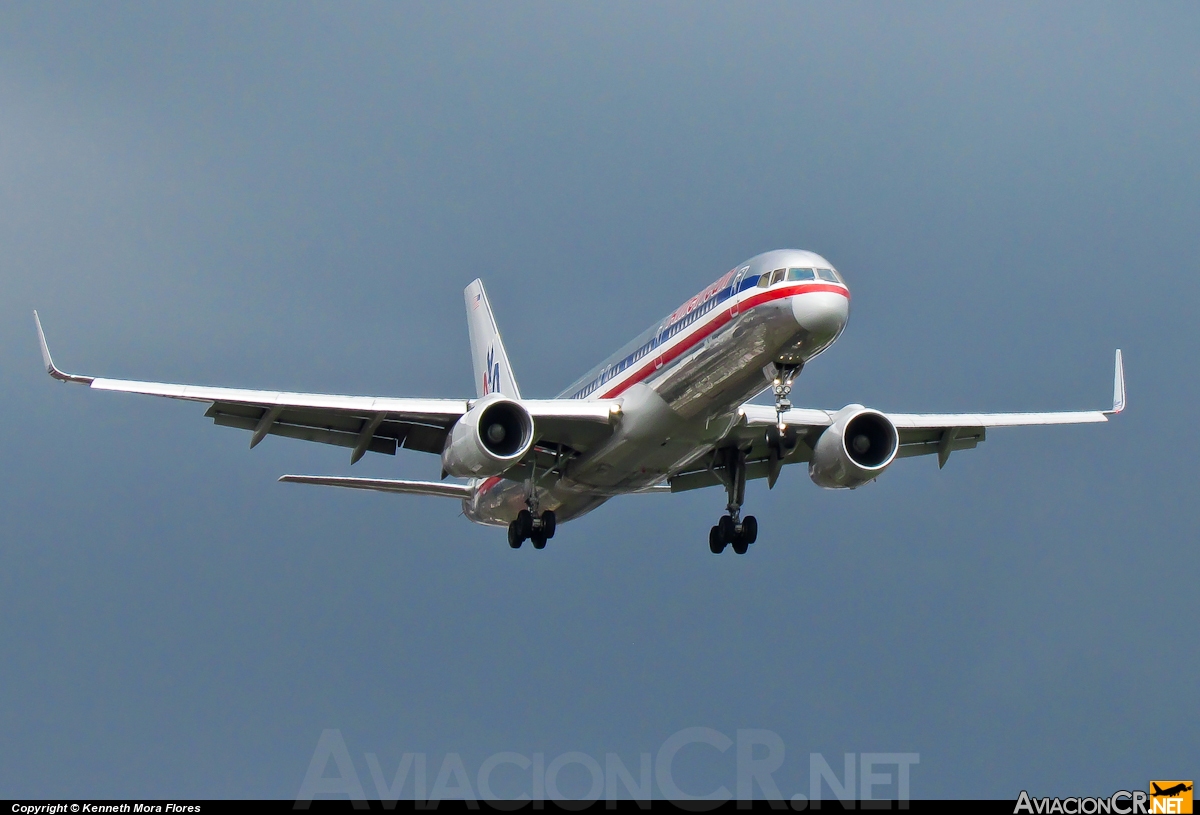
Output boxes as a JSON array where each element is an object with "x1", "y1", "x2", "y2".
[
  {"x1": 1150, "y1": 781, "x2": 1193, "y2": 814},
  {"x1": 483, "y1": 346, "x2": 501, "y2": 395}
]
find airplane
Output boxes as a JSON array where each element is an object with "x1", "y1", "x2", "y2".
[
  {"x1": 1152, "y1": 783, "x2": 1192, "y2": 797},
  {"x1": 34, "y1": 248, "x2": 1125, "y2": 554}
]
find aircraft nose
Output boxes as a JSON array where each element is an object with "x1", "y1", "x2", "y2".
[{"x1": 791, "y1": 289, "x2": 849, "y2": 341}]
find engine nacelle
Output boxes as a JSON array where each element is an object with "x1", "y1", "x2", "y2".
[
  {"x1": 809, "y1": 404, "x2": 899, "y2": 489},
  {"x1": 441, "y1": 395, "x2": 535, "y2": 477}
]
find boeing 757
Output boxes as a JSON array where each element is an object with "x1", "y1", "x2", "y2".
[{"x1": 35, "y1": 249, "x2": 1125, "y2": 553}]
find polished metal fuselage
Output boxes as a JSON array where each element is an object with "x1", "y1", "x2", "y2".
[{"x1": 463, "y1": 249, "x2": 850, "y2": 526}]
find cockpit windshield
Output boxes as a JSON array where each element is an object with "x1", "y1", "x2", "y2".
[{"x1": 757, "y1": 266, "x2": 844, "y2": 288}]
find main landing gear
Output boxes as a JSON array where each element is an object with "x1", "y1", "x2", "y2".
[
  {"x1": 708, "y1": 360, "x2": 803, "y2": 553},
  {"x1": 708, "y1": 447, "x2": 758, "y2": 555},
  {"x1": 508, "y1": 509, "x2": 556, "y2": 549},
  {"x1": 709, "y1": 514, "x2": 757, "y2": 555},
  {"x1": 508, "y1": 457, "x2": 558, "y2": 549}
]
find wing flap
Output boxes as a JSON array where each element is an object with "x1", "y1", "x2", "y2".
[
  {"x1": 211, "y1": 412, "x2": 400, "y2": 456},
  {"x1": 668, "y1": 426, "x2": 989, "y2": 492},
  {"x1": 895, "y1": 430, "x2": 983, "y2": 460},
  {"x1": 203, "y1": 403, "x2": 450, "y2": 456},
  {"x1": 400, "y1": 423, "x2": 450, "y2": 454}
]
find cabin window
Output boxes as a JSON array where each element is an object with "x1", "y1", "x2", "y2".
[
  {"x1": 816, "y1": 268, "x2": 839, "y2": 283},
  {"x1": 787, "y1": 267, "x2": 815, "y2": 281}
]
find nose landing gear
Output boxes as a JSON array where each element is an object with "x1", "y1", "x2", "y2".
[
  {"x1": 771, "y1": 361, "x2": 804, "y2": 427},
  {"x1": 708, "y1": 447, "x2": 758, "y2": 554}
]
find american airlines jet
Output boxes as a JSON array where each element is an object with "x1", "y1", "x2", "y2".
[{"x1": 35, "y1": 249, "x2": 1125, "y2": 554}]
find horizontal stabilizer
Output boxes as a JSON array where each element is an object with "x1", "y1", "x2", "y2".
[{"x1": 278, "y1": 474, "x2": 472, "y2": 499}]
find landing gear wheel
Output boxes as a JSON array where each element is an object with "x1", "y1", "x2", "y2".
[
  {"x1": 732, "y1": 538, "x2": 749, "y2": 555},
  {"x1": 709, "y1": 526, "x2": 725, "y2": 554},
  {"x1": 516, "y1": 509, "x2": 533, "y2": 539},
  {"x1": 741, "y1": 515, "x2": 758, "y2": 545},
  {"x1": 507, "y1": 521, "x2": 523, "y2": 549},
  {"x1": 717, "y1": 515, "x2": 736, "y2": 543},
  {"x1": 530, "y1": 533, "x2": 547, "y2": 550},
  {"x1": 540, "y1": 510, "x2": 557, "y2": 539}
]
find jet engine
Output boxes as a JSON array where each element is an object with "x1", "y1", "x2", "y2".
[
  {"x1": 441, "y1": 395, "x2": 535, "y2": 477},
  {"x1": 809, "y1": 405, "x2": 899, "y2": 489}
]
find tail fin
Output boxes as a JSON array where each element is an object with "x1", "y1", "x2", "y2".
[{"x1": 464, "y1": 279, "x2": 521, "y2": 399}]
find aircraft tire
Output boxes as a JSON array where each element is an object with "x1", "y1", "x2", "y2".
[
  {"x1": 516, "y1": 509, "x2": 534, "y2": 539},
  {"x1": 709, "y1": 526, "x2": 724, "y2": 554},
  {"x1": 508, "y1": 521, "x2": 523, "y2": 549},
  {"x1": 732, "y1": 538, "x2": 749, "y2": 555},
  {"x1": 741, "y1": 515, "x2": 758, "y2": 545},
  {"x1": 718, "y1": 515, "x2": 737, "y2": 544},
  {"x1": 541, "y1": 510, "x2": 557, "y2": 539},
  {"x1": 531, "y1": 533, "x2": 547, "y2": 550}
]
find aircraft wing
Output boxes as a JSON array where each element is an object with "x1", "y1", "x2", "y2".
[
  {"x1": 35, "y1": 312, "x2": 617, "y2": 464},
  {"x1": 671, "y1": 350, "x2": 1124, "y2": 492}
]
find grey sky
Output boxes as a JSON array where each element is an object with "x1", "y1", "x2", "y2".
[{"x1": 1, "y1": 2, "x2": 1196, "y2": 799}]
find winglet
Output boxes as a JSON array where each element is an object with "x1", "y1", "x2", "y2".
[
  {"x1": 1107, "y1": 349, "x2": 1125, "y2": 415},
  {"x1": 33, "y1": 311, "x2": 94, "y2": 385}
]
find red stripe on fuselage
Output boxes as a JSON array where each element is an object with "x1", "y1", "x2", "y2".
[
  {"x1": 477, "y1": 475, "x2": 504, "y2": 499},
  {"x1": 598, "y1": 282, "x2": 848, "y2": 399}
]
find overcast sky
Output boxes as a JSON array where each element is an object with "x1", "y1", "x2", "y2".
[{"x1": 1, "y1": 1, "x2": 1196, "y2": 801}]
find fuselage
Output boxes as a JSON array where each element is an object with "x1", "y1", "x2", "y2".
[{"x1": 464, "y1": 249, "x2": 851, "y2": 526}]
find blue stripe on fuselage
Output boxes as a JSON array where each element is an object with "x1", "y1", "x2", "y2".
[{"x1": 561, "y1": 269, "x2": 756, "y2": 400}]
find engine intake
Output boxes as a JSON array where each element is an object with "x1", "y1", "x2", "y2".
[
  {"x1": 441, "y1": 395, "x2": 535, "y2": 477},
  {"x1": 809, "y1": 405, "x2": 899, "y2": 489}
]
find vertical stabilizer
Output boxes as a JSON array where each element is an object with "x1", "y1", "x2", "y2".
[{"x1": 464, "y1": 279, "x2": 521, "y2": 399}]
